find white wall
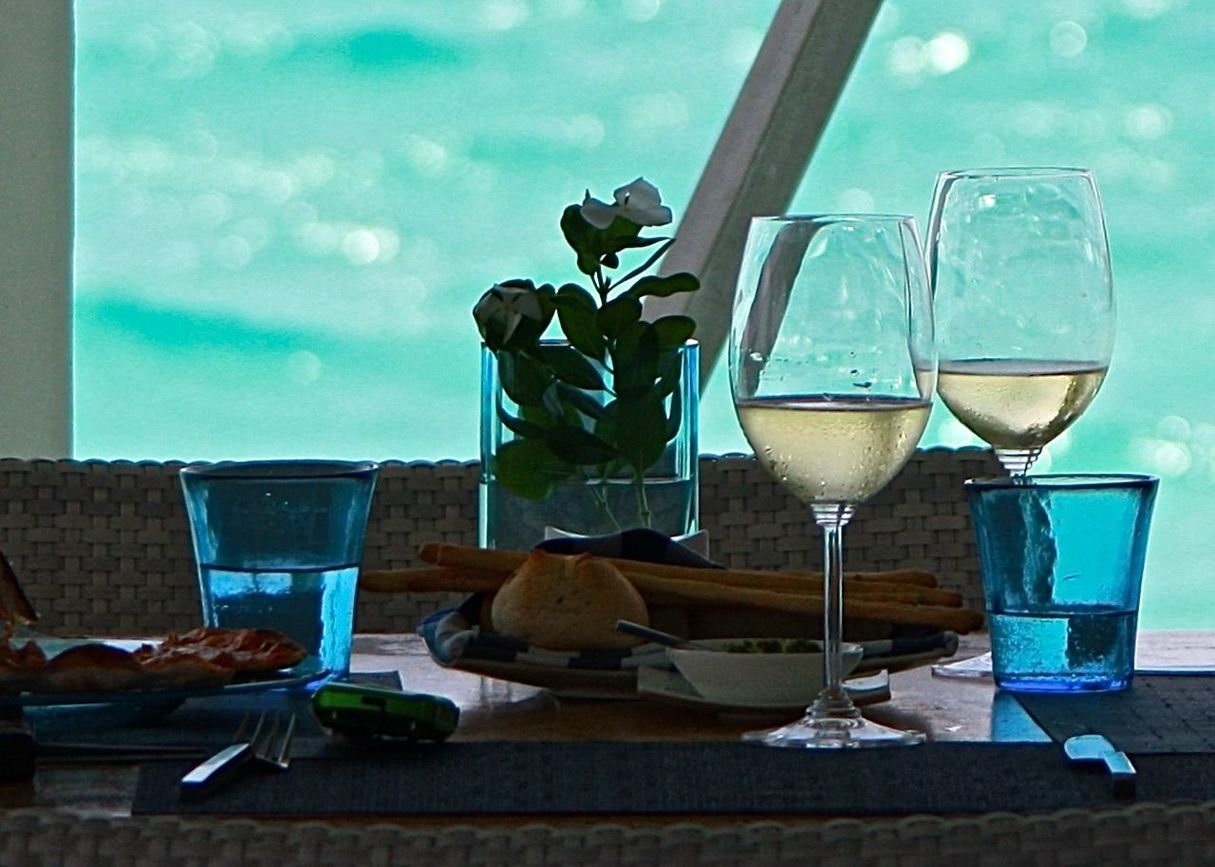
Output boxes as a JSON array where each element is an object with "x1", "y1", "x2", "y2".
[{"x1": 0, "y1": 0, "x2": 72, "y2": 457}]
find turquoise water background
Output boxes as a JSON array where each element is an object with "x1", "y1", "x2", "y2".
[{"x1": 74, "y1": 1, "x2": 1215, "y2": 629}]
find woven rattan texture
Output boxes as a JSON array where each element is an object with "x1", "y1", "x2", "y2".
[
  {"x1": 0, "y1": 448, "x2": 999, "y2": 636},
  {"x1": 1, "y1": 802, "x2": 1214, "y2": 867}
]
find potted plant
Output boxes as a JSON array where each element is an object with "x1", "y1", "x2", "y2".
[{"x1": 475, "y1": 178, "x2": 701, "y2": 549}]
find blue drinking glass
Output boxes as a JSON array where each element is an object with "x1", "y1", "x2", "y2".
[
  {"x1": 180, "y1": 460, "x2": 380, "y2": 680},
  {"x1": 966, "y1": 474, "x2": 1158, "y2": 692}
]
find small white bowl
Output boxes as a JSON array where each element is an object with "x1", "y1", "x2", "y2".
[{"x1": 666, "y1": 638, "x2": 864, "y2": 707}]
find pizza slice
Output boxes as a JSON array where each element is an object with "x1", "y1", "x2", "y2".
[
  {"x1": 0, "y1": 639, "x2": 47, "y2": 694},
  {"x1": 0, "y1": 549, "x2": 38, "y2": 639},
  {"x1": 136, "y1": 648, "x2": 235, "y2": 688},
  {"x1": 151, "y1": 627, "x2": 308, "y2": 675},
  {"x1": 35, "y1": 644, "x2": 145, "y2": 693}
]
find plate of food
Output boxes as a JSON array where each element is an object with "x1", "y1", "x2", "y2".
[
  {"x1": 1, "y1": 667, "x2": 326, "y2": 709},
  {"x1": 0, "y1": 628, "x2": 324, "y2": 716},
  {"x1": 382, "y1": 542, "x2": 977, "y2": 699},
  {"x1": 0, "y1": 550, "x2": 321, "y2": 714}
]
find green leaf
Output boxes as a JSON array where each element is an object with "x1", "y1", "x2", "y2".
[
  {"x1": 520, "y1": 402, "x2": 554, "y2": 426},
  {"x1": 624, "y1": 272, "x2": 700, "y2": 301},
  {"x1": 493, "y1": 439, "x2": 574, "y2": 501},
  {"x1": 665, "y1": 385, "x2": 683, "y2": 441},
  {"x1": 551, "y1": 283, "x2": 596, "y2": 309},
  {"x1": 560, "y1": 204, "x2": 594, "y2": 251},
  {"x1": 611, "y1": 238, "x2": 674, "y2": 288},
  {"x1": 498, "y1": 351, "x2": 551, "y2": 405},
  {"x1": 601, "y1": 216, "x2": 643, "y2": 255},
  {"x1": 560, "y1": 206, "x2": 603, "y2": 277},
  {"x1": 545, "y1": 426, "x2": 618, "y2": 466},
  {"x1": 533, "y1": 282, "x2": 558, "y2": 315},
  {"x1": 533, "y1": 345, "x2": 605, "y2": 390},
  {"x1": 611, "y1": 323, "x2": 660, "y2": 398},
  {"x1": 553, "y1": 285, "x2": 606, "y2": 360},
  {"x1": 614, "y1": 393, "x2": 668, "y2": 472},
  {"x1": 497, "y1": 408, "x2": 549, "y2": 439},
  {"x1": 614, "y1": 235, "x2": 666, "y2": 250},
  {"x1": 593, "y1": 401, "x2": 618, "y2": 445},
  {"x1": 578, "y1": 252, "x2": 601, "y2": 276},
  {"x1": 654, "y1": 347, "x2": 684, "y2": 397},
  {"x1": 597, "y1": 297, "x2": 643, "y2": 338},
  {"x1": 651, "y1": 315, "x2": 696, "y2": 350},
  {"x1": 541, "y1": 382, "x2": 568, "y2": 423},
  {"x1": 557, "y1": 383, "x2": 610, "y2": 422}
]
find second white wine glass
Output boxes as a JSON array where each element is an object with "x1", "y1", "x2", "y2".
[
  {"x1": 927, "y1": 167, "x2": 1115, "y2": 475},
  {"x1": 730, "y1": 214, "x2": 937, "y2": 748}
]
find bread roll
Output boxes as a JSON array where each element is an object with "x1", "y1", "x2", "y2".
[{"x1": 490, "y1": 551, "x2": 648, "y2": 650}]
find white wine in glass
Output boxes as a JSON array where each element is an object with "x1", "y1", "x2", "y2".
[
  {"x1": 730, "y1": 214, "x2": 937, "y2": 748},
  {"x1": 736, "y1": 397, "x2": 931, "y2": 505},
  {"x1": 928, "y1": 168, "x2": 1114, "y2": 475}
]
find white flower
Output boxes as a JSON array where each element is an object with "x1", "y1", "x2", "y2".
[
  {"x1": 580, "y1": 177, "x2": 673, "y2": 230},
  {"x1": 474, "y1": 283, "x2": 546, "y2": 346}
]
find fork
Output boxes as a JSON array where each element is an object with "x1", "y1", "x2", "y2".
[
  {"x1": 179, "y1": 711, "x2": 296, "y2": 799},
  {"x1": 252, "y1": 712, "x2": 296, "y2": 771}
]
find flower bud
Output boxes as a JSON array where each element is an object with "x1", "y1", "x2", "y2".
[{"x1": 474, "y1": 281, "x2": 548, "y2": 350}]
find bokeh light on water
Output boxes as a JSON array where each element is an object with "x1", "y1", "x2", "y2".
[{"x1": 75, "y1": 0, "x2": 1215, "y2": 628}]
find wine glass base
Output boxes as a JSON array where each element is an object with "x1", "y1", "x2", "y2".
[
  {"x1": 993, "y1": 447, "x2": 1042, "y2": 477},
  {"x1": 931, "y1": 651, "x2": 993, "y2": 680},
  {"x1": 742, "y1": 715, "x2": 926, "y2": 749}
]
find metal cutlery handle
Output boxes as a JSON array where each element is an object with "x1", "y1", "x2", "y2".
[
  {"x1": 615, "y1": 619, "x2": 700, "y2": 649},
  {"x1": 179, "y1": 742, "x2": 254, "y2": 799}
]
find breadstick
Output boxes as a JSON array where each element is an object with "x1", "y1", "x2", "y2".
[
  {"x1": 627, "y1": 571, "x2": 960, "y2": 607},
  {"x1": 417, "y1": 542, "x2": 940, "y2": 595},
  {"x1": 790, "y1": 570, "x2": 937, "y2": 589},
  {"x1": 360, "y1": 564, "x2": 961, "y2": 607},
  {"x1": 419, "y1": 543, "x2": 527, "y2": 572},
  {"x1": 359, "y1": 567, "x2": 502, "y2": 594},
  {"x1": 621, "y1": 571, "x2": 984, "y2": 633}
]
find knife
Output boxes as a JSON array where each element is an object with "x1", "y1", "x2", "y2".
[
  {"x1": 1063, "y1": 733, "x2": 1137, "y2": 798},
  {"x1": 178, "y1": 741, "x2": 256, "y2": 800}
]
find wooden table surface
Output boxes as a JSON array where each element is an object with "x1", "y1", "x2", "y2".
[{"x1": 5, "y1": 630, "x2": 1215, "y2": 820}]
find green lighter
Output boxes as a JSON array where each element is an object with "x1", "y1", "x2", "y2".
[{"x1": 310, "y1": 682, "x2": 460, "y2": 743}]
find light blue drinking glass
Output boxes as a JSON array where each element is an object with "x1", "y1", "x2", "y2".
[
  {"x1": 180, "y1": 460, "x2": 380, "y2": 681},
  {"x1": 965, "y1": 474, "x2": 1158, "y2": 693}
]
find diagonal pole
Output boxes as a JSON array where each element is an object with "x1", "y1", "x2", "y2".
[{"x1": 644, "y1": 0, "x2": 882, "y2": 392}]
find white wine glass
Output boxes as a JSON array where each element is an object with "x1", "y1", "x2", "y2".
[
  {"x1": 729, "y1": 214, "x2": 937, "y2": 748},
  {"x1": 927, "y1": 168, "x2": 1114, "y2": 476}
]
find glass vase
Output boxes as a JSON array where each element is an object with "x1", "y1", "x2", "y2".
[{"x1": 479, "y1": 339, "x2": 699, "y2": 550}]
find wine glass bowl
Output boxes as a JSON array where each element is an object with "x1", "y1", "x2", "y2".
[
  {"x1": 927, "y1": 167, "x2": 1115, "y2": 475},
  {"x1": 729, "y1": 214, "x2": 936, "y2": 748}
]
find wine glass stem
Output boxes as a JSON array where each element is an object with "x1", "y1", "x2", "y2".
[{"x1": 812, "y1": 504, "x2": 858, "y2": 717}]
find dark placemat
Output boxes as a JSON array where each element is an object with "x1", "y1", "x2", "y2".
[
  {"x1": 1013, "y1": 675, "x2": 1215, "y2": 754},
  {"x1": 29, "y1": 671, "x2": 401, "y2": 749},
  {"x1": 134, "y1": 741, "x2": 1215, "y2": 818}
]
